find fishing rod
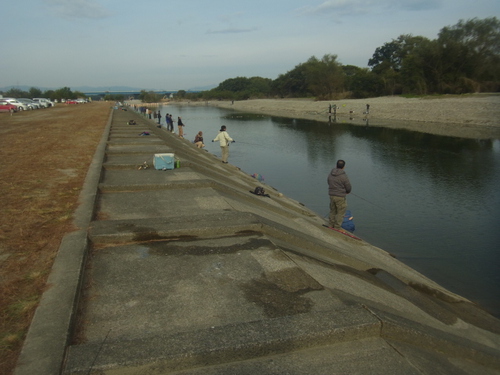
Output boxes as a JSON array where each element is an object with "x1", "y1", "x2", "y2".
[
  {"x1": 350, "y1": 192, "x2": 386, "y2": 211},
  {"x1": 233, "y1": 140, "x2": 263, "y2": 147}
]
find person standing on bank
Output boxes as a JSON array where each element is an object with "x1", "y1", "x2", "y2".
[
  {"x1": 177, "y1": 116, "x2": 185, "y2": 138},
  {"x1": 166, "y1": 114, "x2": 173, "y2": 132},
  {"x1": 212, "y1": 125, "x2": 234, "y2": 163},
  {"x1": 327, "y1": 160, "x2": 352, "y2": 232}
]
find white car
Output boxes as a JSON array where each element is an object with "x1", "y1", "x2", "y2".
[
  {"x1": 32, "y1": 98, "x2": 54, "y2": 108},
  {"x1": 18, "y1": 98, "x2": 40, "y2": 109},
  {"x1": 3, "y1": 98, "x2": 29, "y2": 111}
]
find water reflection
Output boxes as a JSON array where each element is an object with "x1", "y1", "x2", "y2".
[{"x1": 162, "y1": 104, "x2": 500, "y2": 317}]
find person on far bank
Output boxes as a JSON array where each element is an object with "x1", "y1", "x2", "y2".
[
  {"x1": 212, "y1": 125, "x2": 234, "y2": 163},
  {"x1": 327, "y1": 159, "x2": 352, "y2": 232},
  {"x1": 177, "y1": 116, "x2": 185, "y2": 138}
]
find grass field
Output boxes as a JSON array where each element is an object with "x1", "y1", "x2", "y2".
[{"x1": 0, "y1": 102, "x2": 110, "y2": 374}]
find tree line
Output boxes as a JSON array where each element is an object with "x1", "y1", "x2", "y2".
[
  {"x1": 182, "y1": 17, "x2": 499, "y2": 101},
  {"x1": 0, "y1": 86, "x2": 88, "y2": 102},
  {"x1": 3, "y1": 17, "x2": 497, "y2": 103}
]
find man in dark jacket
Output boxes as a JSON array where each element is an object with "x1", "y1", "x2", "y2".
[{"x1": 327, "y1": 160, "x2": 352, "y2": 231}]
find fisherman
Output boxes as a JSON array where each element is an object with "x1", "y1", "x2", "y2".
[
  {"x1": 212, "y1": 125, "x2": 235, "y2": 163},
  {"x1": 177, "y1": 116, "x2": 185, "y2": 138},
  {"x1": 327, "y1": 159, "x2": 352, "y2": 232}
]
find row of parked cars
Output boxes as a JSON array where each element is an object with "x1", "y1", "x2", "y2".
[
  {"x1": 0, "y1": 97, "x2": 55, "y2": 112},
  {"x1": 65, "y1": 98, "x2": 88, "y2": 104}
]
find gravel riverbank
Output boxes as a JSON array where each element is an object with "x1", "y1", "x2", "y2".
[{"x1": 177, "y1": 94, "x2": 500, "y2": 139}]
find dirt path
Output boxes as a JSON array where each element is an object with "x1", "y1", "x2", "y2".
[{"x1": 0, "y1": 102, "x2": 111, "y2": 373}]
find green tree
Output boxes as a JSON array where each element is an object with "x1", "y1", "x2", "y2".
[
  {"x1": 73, "y1": 90, "x2": 86, "y2": 99},
  {"x1": 247, "y1": 77, "x2": 272, "y2": 97},
  {"x1": 217, "y1": 77, "x2": 251, "y2": 92},
  {"x1": 369, "y1": 35, "x2": 428, "y2": 95},
  {"x1": 400, "y1": 38, "x2": 441, "y2": 94},
  {"x1": 437, "y1": 17, "x2": 500, "y2": 92},
  {"x1": 344, "y1": 66, "x2": 384, "y2": 98},
  {"x1": 139, "y1": 90, "x2": 162, "y2": 103},
  {"x1": 271, "y1": 63, "x2": 310, "y2": 98},
  {"x1": 29, "y1": 87, "x2": 43, "y2": 98},
  {"x1": 53, "y1": 87, "x2": 74, "y2": 101},
  {"x1": 210, "y1": 76, "x2": 272, "y2": 100},
  {"x1": 44, "y1": 90, "x2": 55, "y2": 100},
  {"x1": 304, "y1": 54, "x2": 344, "y2": 100},
  {"x1": 5, "y1": 88, "x2": 28, "y2": 98}
]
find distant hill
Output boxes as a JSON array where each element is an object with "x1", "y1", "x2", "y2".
[
  {"x1": 1, "y1": 84, "x2": 217, "y2": 93},
  {"x1": 187, "y1": 84, "x2": 217, "y2": 91},
  {"x1": 0, "y1": 85, "x2": 53, "y2": 92}
]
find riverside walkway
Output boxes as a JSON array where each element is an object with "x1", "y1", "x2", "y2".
[{"x1": 15, "y1": 106, "x2": 500, "y2": 374}]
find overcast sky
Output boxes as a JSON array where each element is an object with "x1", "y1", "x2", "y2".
[{"x1": 3, "y1": 0, "x2": 499, "y2": 91}]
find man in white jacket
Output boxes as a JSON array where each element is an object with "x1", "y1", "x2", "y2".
[{"x1": 212, "y1": 125, "x2": 235, "y2": 163}]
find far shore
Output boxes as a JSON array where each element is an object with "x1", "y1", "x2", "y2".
[{"x1": 163, "y1": 94, "x2": 500, "y2": 139}]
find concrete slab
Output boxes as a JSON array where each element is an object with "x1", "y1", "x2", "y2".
[
  {"x1": 100, "y1": 168, "x2": 203, "y2": 186},
  {"x1": 108, "y1": 133, "x2": 158, "y2": 138},
  {"x1": 109, "y1": 127, "x2": 154, "y2": 133},
  {"x1": 64, "y1": 312, "x2": 383, "y2": 374},
  {"x1": 106, "y1": 137, "x2": 166, "y2": 145},
  {"x1": 97, "y1": 187, "x2": 232, "y2": 220},
  {"x1": 88, "y1": 212, "x2": 263, "y2": 244},
  {"x1": 78, "y1": 236, "x2": 349, "y2": 340},
  {"x1": 106, "y1": 144, "x2": 172, "y2": 154},
  {"x1": 150, "y1": 338, "x2": 496, "y2": 375}
]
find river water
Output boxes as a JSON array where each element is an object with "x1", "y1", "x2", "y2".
[{"x1": 159, "y1": 104, "x2": 500, "y2": 318}]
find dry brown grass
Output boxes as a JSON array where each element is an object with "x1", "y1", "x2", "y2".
[{"x1": 0, "y1": 102, "x2": 110, "y2": 374}]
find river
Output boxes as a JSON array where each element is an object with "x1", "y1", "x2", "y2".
[{"x1": 159, "y1": 103, "x2": 500, "y2": 318}]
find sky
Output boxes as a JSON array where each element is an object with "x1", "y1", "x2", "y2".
[{"x1": 2, "y1": 0, "x2": 499, "y2": 91}]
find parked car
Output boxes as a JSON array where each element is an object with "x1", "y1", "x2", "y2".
[
  {"x1": 3, "y1": 98, "x2": 29, "y2": 111},
  {"x1": 18, "y1": 98, "x2": 40, "y2": 110},
  {"x1": 0, "y1": 100, "x2": 18, "y2": 112},
  {"x1": 32, "y1": 98, "x2": 49, "y2": 108},
  {"x1": 32, "y1": 98, "x2": 55, "y2": 108},
  {"x1": 66, "y1": 99, "x2": 79, "y2": 104}
]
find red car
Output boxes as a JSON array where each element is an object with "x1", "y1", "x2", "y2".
[
  {"x1": 66, "y1": 99, "x2": 79, "y2": 104},
  {"x1": 0, "y1": 100, "x2": 18, "y2": 112}
]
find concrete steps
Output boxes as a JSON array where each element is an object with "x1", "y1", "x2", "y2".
[{"x1": 15, "y1": 106, "x2": 500, "y2": 375}]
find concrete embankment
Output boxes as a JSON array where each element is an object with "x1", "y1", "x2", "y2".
[{"x1": 15, "y1": 106, "x2": 500, "y2": 374}]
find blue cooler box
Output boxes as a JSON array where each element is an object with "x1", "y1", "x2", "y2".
[{"x1": 153, "y1": 153, "x2": 175, "y2": 170}]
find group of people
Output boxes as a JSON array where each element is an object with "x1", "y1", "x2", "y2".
[
  {"x1": 190, "y1": 125, "x2": 235, "y2": 164},
  {"x1": 187, "y1": 121, "x2": 353, "y2": 233},
  {"x1": 162, "y1": 113, "x2": 177, "y2": 133},
  {"x1": 207, "y1": 124, "x2": 353, "y2": 232},
  {"x1": 141, "y1": 108, "x2": 353, "y2": 232},
  {"x1": 133, "y1": 106, "x2": 183, "y2": 135},
  {"x1": 136, "y1": 106, "x2": 152, "y2": 118}
]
